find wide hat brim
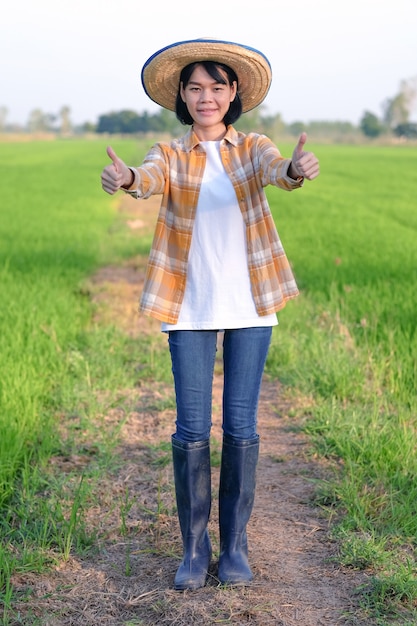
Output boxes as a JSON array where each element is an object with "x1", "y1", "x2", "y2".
[{"x1": 141, "y1": 38, "x2": 272, "y2": 114}]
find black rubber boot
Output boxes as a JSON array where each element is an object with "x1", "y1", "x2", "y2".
[
  {"x1": 218, "y1": 434, "x2": 259, "y2": 586},
  {"x1": 172, "y1": 436, "x2": 212, "y2": 590}
]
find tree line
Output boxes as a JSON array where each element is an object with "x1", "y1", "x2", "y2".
[
  {"x1": 1, "y1": 76, "x2": 416, "y2": 139},
  {"x1": 360, "y1": 76, "x2": 417, "y2": 138}
]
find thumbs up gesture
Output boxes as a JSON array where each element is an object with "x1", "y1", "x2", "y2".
[
  {"x1": 288, "y1": 132, "x2": 319, "y2": 181},
  {"x1": 101, "y1": 146, "x2": 134, "y2": 194}
]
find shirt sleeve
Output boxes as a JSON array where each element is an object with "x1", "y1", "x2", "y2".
[
  {"x1": 124, "y1": 143, "x2": 167, "y2": 199},
  {"x1": 256, "y1": 134, "x2": 304, "y2": 191}
]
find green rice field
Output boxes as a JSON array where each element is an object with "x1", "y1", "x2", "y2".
[{"x1": 0, "y1": 137, "x2": 416, "y2": 623}]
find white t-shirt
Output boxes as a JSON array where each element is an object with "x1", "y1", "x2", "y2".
[{"x1": 161, "y1": 141, "x2": 278, "y2": 331}]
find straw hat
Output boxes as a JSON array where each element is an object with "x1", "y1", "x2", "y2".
[{"x1": 141, "y1": 38, "x2": 272, "y2": 113}]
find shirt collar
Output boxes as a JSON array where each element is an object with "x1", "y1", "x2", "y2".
[{"x1": 182, "y1": 125, "x2": 239, "y2": 152}]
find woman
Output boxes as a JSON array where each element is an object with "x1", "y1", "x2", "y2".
[{"x1": 101, "y1": 38, "x2": 319, "y2": 591}]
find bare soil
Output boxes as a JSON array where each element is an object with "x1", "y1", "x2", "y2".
[{"x1": 11, "y1": 195, "x2": 369, "y2": 625}]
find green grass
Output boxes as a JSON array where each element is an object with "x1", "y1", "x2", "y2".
[
  {"x1": 266, "y1": 142, "x2": 417, "y2": 621},
  {"x1": 0, "y1": 137, "x2": 416, "y2": 623},
  {"x1": 1, "y1": 140, "x2": 123, "y2": 498},
  {"x1": 0, "y1": 138, "x2": 172, "y2": 621}
]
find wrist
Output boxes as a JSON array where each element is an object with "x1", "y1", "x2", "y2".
[
  {"x1": 122, "y1": 167, "x2": 135, "y2": 189},
  {"x1": 288, "y1": 161, "x2": 300, "y2": 180}
]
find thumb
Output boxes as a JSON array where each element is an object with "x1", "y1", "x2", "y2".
[
  {"x1": 294, "y1": 132, "x2": 307, "y2": 155},
  {"x1": 106, "y1": 145, "x2": 120, "y2": 171}
]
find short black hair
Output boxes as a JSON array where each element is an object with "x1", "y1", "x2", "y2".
[{"x1": 175, "y1": 61, "x2": 243, "y2": 126}]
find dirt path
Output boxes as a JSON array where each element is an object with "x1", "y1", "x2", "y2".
[{"x1": 11, "y1": 196, "x2": 368, "y2": 625}]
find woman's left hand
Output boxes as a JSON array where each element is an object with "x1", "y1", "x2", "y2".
[{"x1": 289, "y1": 132, "x2": 320, "y2": 180}]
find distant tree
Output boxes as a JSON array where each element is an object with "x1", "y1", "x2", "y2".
[
  {"x1": 80, "y1": 121, "x2": 96, "y2": 133},
  {"x1": 152, "y1": 108, "x2": 182, "y2": 135},
  {"x1": 393, "y1": 122, "x2": 417, "y2": 139},
  {"x1": 383, "y1": 77, "x2": 417, "y2": 128},
  {"x1": 287, "y1": 121, "x2": 306, "y2": 137},
  {"x1": 383, "y1": 93, "x2": 410, "y2": 128},
  {"x1": 59, "y1": 106, "x2": 72, "y2": 134},
  {"x1": 307, "y1": 120, "x2": 356, "y2": 136},
  {"x1": 97, "y1": 110, "x2": 133, "y2": 133},
  {"x1": 235, "y1": 106, "x2": 263, "y2": 133},
  {"x1": 360, "y1": 111, "x2": 384, "y2": 137},
  {"x1": 27, "y1": 108, "x2": 49, "y2": 132},
  {"x1": 97, "y1": 110, "x2": 148, "y2": 133},
  {"x1": 405, "y1": 76, "x2": 417, "y2": 116},
  {"x1": 96, "y1": 108, "x2": 182, "y2": 135},
  {"x1": 0, "y1": 106, "x2": 8, "y2": 132},
  {"x1": 261, "y1": 112, "x2": 285, "y2": 137}
]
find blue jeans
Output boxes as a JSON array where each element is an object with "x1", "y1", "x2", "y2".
[{"x1": 168, "y1": 327, "x2": 273, "y2": 442}]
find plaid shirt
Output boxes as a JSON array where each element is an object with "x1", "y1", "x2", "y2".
[{"x1": 127, "y1": 125, "x2": 303, "y2": 324}]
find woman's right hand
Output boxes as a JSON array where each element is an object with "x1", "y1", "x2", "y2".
[{"x1": 101, "y1": 146, "x2": 133, "y2": 194}]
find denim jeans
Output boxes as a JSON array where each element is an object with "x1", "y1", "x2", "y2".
[{"x1": 168, "y1": 327, "x2": 273, "y2": 442}]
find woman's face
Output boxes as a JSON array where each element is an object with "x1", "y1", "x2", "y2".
[{"x1": 180, "y1": 64, "x2": 237, "y2": 137}]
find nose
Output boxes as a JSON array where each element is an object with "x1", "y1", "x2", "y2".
[{"x1": 199, "y1": 89, "x2": 213, "y2": 102}]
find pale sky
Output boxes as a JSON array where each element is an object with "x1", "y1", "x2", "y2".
[{"x1": 2, "y1": 0, "x2": 416, "y2": 127}]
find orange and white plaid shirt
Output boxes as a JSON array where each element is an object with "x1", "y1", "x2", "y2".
[{"x1": 126, "y1": 125, "x2": 303, "y2": 324}]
